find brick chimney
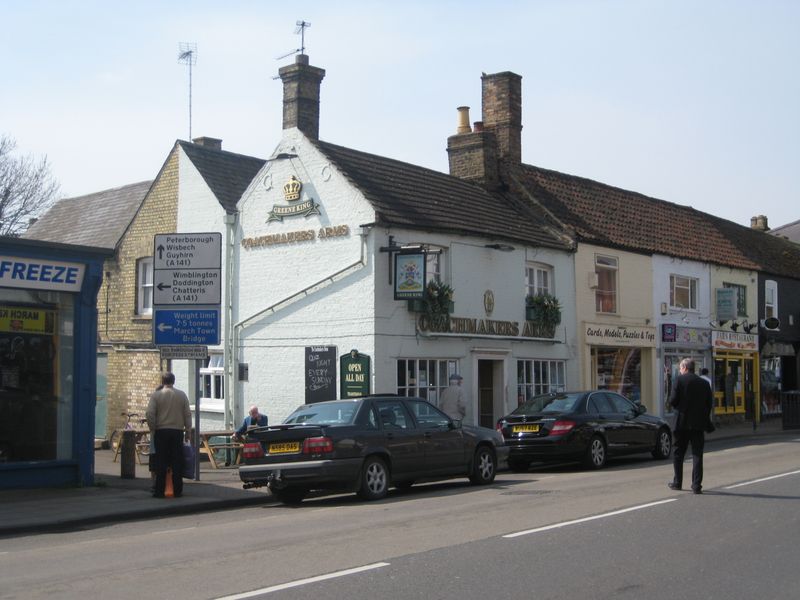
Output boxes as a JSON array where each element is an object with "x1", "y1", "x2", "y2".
[
  {"x1": 447, "y1": 106, "x2": 499, "y2": 187},
  {"x1": 192, "y1": 136, "x2": 222, "y2": 150},
  {"x1": 278, "y1": 54, "x2": 326, "y2": 140},
  {"x1": 750, "y1": 215, "x2": 770, "y2": 231},
  {"x1": 481, "y1": 71, "x2": 522, "y2": 164}
]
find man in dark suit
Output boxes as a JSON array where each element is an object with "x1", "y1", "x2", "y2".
[{"x1": 669, "y1": 358, "x2": 714, "y2": 494}]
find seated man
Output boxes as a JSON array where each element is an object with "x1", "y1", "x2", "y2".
[{"x1": 234, "y1": 405, "x2": 268, "y2": 440}]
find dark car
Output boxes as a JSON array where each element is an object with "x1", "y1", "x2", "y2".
[
  {"x1": 496, "y1": 391, "x2": 672, "y2": 471},
  {"x1": 239, "y1": 395, "x2": 508, "y2": 504}
]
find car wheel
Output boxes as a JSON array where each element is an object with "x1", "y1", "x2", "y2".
[
  {"x1": 357, "y1": 456, "x2": 389, "y2": 500},
  {"x1": 583, "y1": 435, "x2": 607, "y2": 469},
  {"x1": 469, "y1": 446, "x2": 496, "y2": 485},
  {"x1": 652, "y1": 428, "x2": 672, "y2": 459},
  {"x1": 269, "y1": 486, "x2": 307, "y2": 505},
  {"x1": 507, "y1": 458, "x2": 530, "y2": 473}
]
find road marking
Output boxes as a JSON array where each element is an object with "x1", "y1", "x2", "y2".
[
  {"x1": 723, "y1": 469, "x2": 800, "y2": 489},
  {"x1": 213, "y1": 562, "x2": 391, "y2": 599},
  {"x1": 503, "y1": 499, "x2": 677, "y2": 538},
  {"x1": 151, "y1": 526, "x2": 198, "y2": 535}
]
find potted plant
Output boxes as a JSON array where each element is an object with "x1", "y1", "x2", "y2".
[
  {"x1": 408, "y1": 280, "x2": 454, "y2": 315},
  {"x1": 525, "y1": 293, "x2": 561, "y2": 337}
]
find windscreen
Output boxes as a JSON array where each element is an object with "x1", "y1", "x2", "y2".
[
  {"x1": 511, "y1": 392, "x2": 583, "y2": 415},
  {"x1": 284, "y1": 401, "x2": 359, "y2": 425}
]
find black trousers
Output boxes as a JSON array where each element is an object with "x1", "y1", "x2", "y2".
[
  {"x1": 672, "y1": 429, "x2": 705, "y2": 491},
  {"x1": 154, "y1": 429, "x2": 184, "y2": 497}
]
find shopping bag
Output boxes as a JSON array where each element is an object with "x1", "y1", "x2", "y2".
[{"x1": 182, "y1": 442, "x2": 195, "y2": 478}]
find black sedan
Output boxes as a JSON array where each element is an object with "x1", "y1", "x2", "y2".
[
  {"x1": 496, "y1": 391, "x2": 672, "y2": 471},
  {"x1": 239, "y1": 395, "x2": 508, "y2": 504}
]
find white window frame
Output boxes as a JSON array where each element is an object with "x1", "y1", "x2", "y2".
[
  {"x1": 200, "y1": 353, "x2": 224, "y2": 412},
  {"x1": 765, "y1": 280, "x2": 778, "y2": 319},
  {"x1": 723, "y1": 281, "x2": 747, "y2": 317},
  {"x1": 526, "y1": 262, "x2": 553, "y2": 298},
  {"x1": 517, "y1": 359, "x2": 566, "y2": 405},
  {"x1": 136, "y1": 257, "x2": 153, "y2": 316},
  {"x1": 425, "y1": 248, "x2": 444, "y2": 284},
  {"x1": 397, "y1": 358, "x2": 457, "y2": 408},
  {"x1": 670, "y1": 274, "x2": 698, "y2": 310},
  {"x1": 595, "y1": 254, "x2": 618, "y2": 314}
]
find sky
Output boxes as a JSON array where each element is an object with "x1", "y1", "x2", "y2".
[{"x1": 3, "y1": 0, "x2": 798, "y2": 229}]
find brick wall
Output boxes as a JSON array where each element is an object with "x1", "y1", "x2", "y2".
[
  {"x1": 99, "y1": 148, "x2": 179, "y2": 436},
  {"x1": 481, "y1": 71, "x2": 522, "y2": 164}
]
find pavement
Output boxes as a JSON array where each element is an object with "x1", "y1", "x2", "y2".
[{"x1": 0, "y1": 418, "x2": 793, "y2": 537}]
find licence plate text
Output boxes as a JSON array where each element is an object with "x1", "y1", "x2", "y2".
[
  {"x1": 268, "y1": 442, "x2": 301, "y2": 454},
  {"x1": 512, "y1": 424, "x2": 540, "y2": 433}
]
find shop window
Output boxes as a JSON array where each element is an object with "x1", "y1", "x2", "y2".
[
  {"x1": 764, "y1": 280, "x2": 778, "y2": 319},
  {"x1": 200, "y1": 353, "x2": 224, "y2": 412},
  {"x1": 670, "y1": 275, "x2": 698, "y2": 310},
  {"x1": 425, "y1": 249, "x2": 444, "y2": 284},
  {"x1": 136, "y1": 257, "x2": 153, "y2": 316},
  {"x1": 396, "y1": 358, "x2": 457, "y2": 407},
  {"x1": 723, "y1": 282, "x2": 747, "y2": 317},
  {"x1": 593, "y1": 347, "x2": 641, "y2": 402},
  {"x1": 0, "y1": 293, "x2": 74, "y2": 462},
  {"x1": 595, "y1": 255, "x2": 618, "y2": 313},
  {"x1": 526, "y1": 263, "x2": 553, "y2": 297},
  {"x1": 516, "y1": 359, "x2": 566, "y2": 405}
]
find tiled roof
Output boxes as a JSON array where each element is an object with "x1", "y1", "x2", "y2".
[
  {"x1": 514, "y1": 163, "x2": 800, "y2": 278},
  {"x1": 178, "y1": 141, "x2": 266, "y2": 213},
  {"x1": 313, "y1": 140, "x2": 571, "y2": 250},
  {"x1": 23, "y1": 181, "x2": 152, "y2": 250}
]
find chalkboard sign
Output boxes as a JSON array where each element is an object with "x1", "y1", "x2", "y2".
[{"x1": 305, "y1": 346, "x2": 337, "y2": 404}]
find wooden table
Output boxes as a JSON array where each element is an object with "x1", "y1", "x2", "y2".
[{"x1": 197, "y1": 430, "x2": 243, "y2": 469}]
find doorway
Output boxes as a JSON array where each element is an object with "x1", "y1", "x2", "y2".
[{"x1": 477, "y1": 359, "x2": 505, "y2": 428}]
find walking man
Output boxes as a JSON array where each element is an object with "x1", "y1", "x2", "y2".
[
  {"x1": 146, "y1": 372, "x2": 191, "y2": 498},
  {"x1": 668, "y1": 358, "x2": 714, "y2": 494},
  {"x1": 439, "y1": 373, "x2": 466, "y2": 421}
]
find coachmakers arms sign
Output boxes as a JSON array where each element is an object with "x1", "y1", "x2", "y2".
[{"x1": 418, "y1": 315, "x2": 556, "y2": 339}]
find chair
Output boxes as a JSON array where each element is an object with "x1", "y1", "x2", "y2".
[{"x1": 380, "y1": 408, "x2": 397, "y2": 429}]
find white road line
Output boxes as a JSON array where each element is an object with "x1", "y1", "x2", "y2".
[
  {"x1": 723, "y1": 469, "x2": 800, "y2": 489},
  {"x1": 213, "y1": 562, "x2": 391, "y2": 599},
  {"x1": 503, "y1": 499, "x2": 677, "y2": 539},
  {"x1": 151, "y1": 526, "x2": 198, "y2": 535}
]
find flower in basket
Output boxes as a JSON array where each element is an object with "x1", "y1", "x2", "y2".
[
  {"x1": 525, "y1": 293, "x2": 562, "y2": 328},
  {"x1": 425, "y1": 280, "x2": 454, "y2": 314}
]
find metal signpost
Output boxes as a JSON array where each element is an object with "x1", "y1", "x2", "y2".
[{"x1": 153, "y1": 232, "x2": 222, "y2": 481}]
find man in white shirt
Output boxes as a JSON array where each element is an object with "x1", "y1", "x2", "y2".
[{"x1": 439, "y1": 374, "x2": 466, "y2": 421}]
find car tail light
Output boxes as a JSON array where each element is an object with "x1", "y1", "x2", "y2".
[
  {"x1": 302, "y1": 436, "x2": 334, "y2": 454},
  {"x1": 548, "y1": 420, "x2": 576, "y2": 436},
  {"x1": 495, "y1": 421, "x2": 504, "y2": 433},
  {"x1": 242, "y1": 442, "x2": 264, "y2": 459}
]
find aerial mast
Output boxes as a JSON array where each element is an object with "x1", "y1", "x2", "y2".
[{"x1": 178, "y1": 42, "x2": 198, "y2": 140}]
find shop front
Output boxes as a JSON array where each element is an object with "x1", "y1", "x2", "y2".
[
  {"x1": 711, "y1": 330, "x2": 759, "y2": 422},
  {"x1": 660, "y1": 324, "x2": 712, "y2": 419},
  {"x1": 584, "y1": 322, "x2": 656, "y2": 413},
  {"x1": 0, "y1": 238, "x2": 107, "y2": 489}
]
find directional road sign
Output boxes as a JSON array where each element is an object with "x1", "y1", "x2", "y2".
[
  {"x1": 154, "y1": 268, "x2": 221, "y2": 305},
  {"x1": 154, "y1": 308, "x2": 220, "y2": 346},
  {"x1": 154, "y1": 233, "x2": 221, "y2": 269}
]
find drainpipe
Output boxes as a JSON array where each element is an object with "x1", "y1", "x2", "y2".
[
  {"x1": 223, "y1": 212, "x2": 237, "y2": 430},
  {"x1": 231, "y1": 227, "x2": 370, "y2": 414}
]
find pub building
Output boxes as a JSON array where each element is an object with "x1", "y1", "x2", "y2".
[{"x1": 0, "y1": 237, "x2": 108, "y2": 489}]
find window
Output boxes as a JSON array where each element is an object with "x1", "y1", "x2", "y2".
[
  {"x1": 425, "y1": 249, "x2": 445, "y2": 284},
  {"x1": 526, "y1": 263, "x2": 553, "y2": 297},
  {"x1": 595, "y1": 255, "x2": 617, "y2": 313},
  {"x1": 200, "y1": 354, "x2": 224, "y2": 412},
  {"x1": 670, "y1": 275, "x2": 698, "y2": 310},
  {"x1": 407, "y1": 399, "x2": 450, "y2": 428},
  {"x1": 516, "y1": 359, "x2": 566, "y2": 405},
  {"x1": 136, "y1": 257, "x2": 153, "y2": 316},
  {"x1": 723, "y1": 282, "x2": 747, "y2": 317},
  {"x1": 397, "y1": 358, "x2": 457, "y2": 407},
  {"x1": 765, "y1": 280, "x2": 778, "y2": 319},
  {"x1": 375, "y1": 400, "x2": 414, "y2": 430}
]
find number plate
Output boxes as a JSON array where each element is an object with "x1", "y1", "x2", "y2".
[
  {"x1": 512, "y1": 424, "x2": 540, "y2": 433},
  {"x1": 268, "y1": 442, "x2": 301, "y2": 454}
]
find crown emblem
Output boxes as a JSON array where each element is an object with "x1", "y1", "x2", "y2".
[{"x1": 283, "y1": 176, "x2": 302, "y2": 201}]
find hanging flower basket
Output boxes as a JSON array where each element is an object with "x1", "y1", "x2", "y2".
[
  {"x1": 525, "y1": 293, "x2": 561, "y2": 338},
  {"x1": 408, "y1": 280, "x2": 454, "y2": 315}
]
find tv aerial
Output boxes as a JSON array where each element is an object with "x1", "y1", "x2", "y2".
[
  {"x1": 276, "y1": 20, "x2": 311, "y2": 60},
  {"x1": 178, "y1": 42, "x2": 197, "y2": 140}
]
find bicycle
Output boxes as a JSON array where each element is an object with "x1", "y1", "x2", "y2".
[{"x1": 110, "y1": 412, "x2": 150, "y2": 464}]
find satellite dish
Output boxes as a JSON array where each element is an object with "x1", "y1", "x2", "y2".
[{"x1": 762, "y1": 317, "x2": 780, "y2": 330}]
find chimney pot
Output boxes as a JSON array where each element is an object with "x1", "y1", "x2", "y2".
[
  {"x1": 750, "y1": 215, "x2": 769, "y2": 231},
  {"x1": 473, "y1": 121, "x2": 484, "y2": 132},
  {"x1": 456, "y1": 106, "x2": 472, "y2": 134}
]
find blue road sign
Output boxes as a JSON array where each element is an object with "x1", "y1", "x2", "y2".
[{"x1": 154, "y1": 309, "x2": 220, "y2": 346}]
